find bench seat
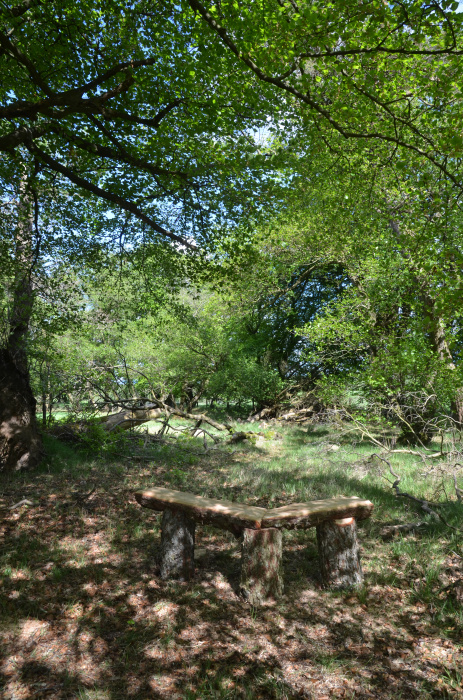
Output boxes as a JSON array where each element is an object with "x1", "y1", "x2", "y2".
[
  {"x1": 262, "y1": 497, "x2": 373, "y2": 529},
  {"x1": 135, "y1": 486, "x2": 374, "y2": 605},
  {"x1": 135, "y1": 487, "x2": 266, "y2": 536},
  {"x1": 135, "y1": 488, "x2": 373, "y2": 533}
]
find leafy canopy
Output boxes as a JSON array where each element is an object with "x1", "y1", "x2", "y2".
[{"x1": 0, "y1": 0, "x2": 284, "y2": 249}]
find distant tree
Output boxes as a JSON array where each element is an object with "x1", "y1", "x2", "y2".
[{"x1": 261, "y1": 155, "x2": 463, "y2": 440}]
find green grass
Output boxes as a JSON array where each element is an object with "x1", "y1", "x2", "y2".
[
  {"x1": 34, "y1": 419, "x2": 463, "y2": 562},
  {"x1": 1, "y1": 417, "x2": 463, "y2": 699}
]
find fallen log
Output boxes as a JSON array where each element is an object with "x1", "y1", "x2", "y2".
[
  {"x1": 380, "y1": 522, "x2": 428, "y2": 540},
  {"x1": 100, "y1": 407, "x2": 164, "y2": 431},
  {"x1": 225, "y1": 431, "x2": 255, "y2": 445},
  {"x1": 99, "y1": 402, "x2": 233, "y2": 434}
]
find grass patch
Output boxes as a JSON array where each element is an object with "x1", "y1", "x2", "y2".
[{"x1": 0, "y1": 418, "x2": 462, "y2": 698}]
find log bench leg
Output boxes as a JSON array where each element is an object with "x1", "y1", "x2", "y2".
[
  {"x1": 160, "y1": 508, "x2": 195, "y2": 581},
  {"x1": 240, "y1": 527, "x2": 283, "y2": 605},
  {"x1": 316, "y1": 517, "x2": 363, "y2": 589}
]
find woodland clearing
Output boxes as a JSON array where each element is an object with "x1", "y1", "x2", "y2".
[
  {"x1": 2, "y1": 2, "x2": 463, "y2": 696},
  {"x1": 1, "y1": 418, "x2": 462, "y2": 699}
]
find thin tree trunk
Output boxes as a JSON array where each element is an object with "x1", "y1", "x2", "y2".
[
  {"x1": 454, "y1": 388, "x2": 463, "y2": 429},
  {"x1": 0, "y1": 168, "x2": 42, "y2": 472},
  {"x1": 42, "y1": 391, "x2": 47, "y2": 429},
  {"x1": 422, "y1": 294, "x2": 463, "y2": 428},
  {"x1": 47, "y1": 393, "x2": 53, "y2": 425}
]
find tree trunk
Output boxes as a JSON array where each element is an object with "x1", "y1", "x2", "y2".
[
  {"x1": 317, "y1": 517, "x2": 363, "y2": 589},
  {"x1": 427, "y1": 306, "x2": 463, "y2": 431},
  {"x1": 159, "y1": 509, "x2": 196, "y2": 581},
  {"x1": 48, "y1": 392, "x2": 54, "y2": 426},
  {"x1": 453, "y1": 388, "x2": 463, "y2": 429},
  {"x1": 240, "y1": 527, "x2": 283, "y2": 605},
  {"x1": 99, "y1": 404, "x2": 232, "y2": 433},
  {"x1": 0, "y1": 348, "x2": 42, "y2": 471},
  {"x1": 0, "y1": 169, "x2": 42, "y2": 472},
  {"x1": 42, "y1": 391, "x2": 47, "y2": 429},
  {"x1": 389, "y1": 221, "x2": 461, "y2": 436},
  {"x1": 99, "y1": 406, "x2": 164, "y2": 431}
]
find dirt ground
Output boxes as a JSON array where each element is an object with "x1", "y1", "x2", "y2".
[{"x1": 1, "y1": 447, "x2": 462, "y2": 699}]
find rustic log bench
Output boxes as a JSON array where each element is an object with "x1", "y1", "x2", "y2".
[{"x1": 135, "y1": 487, "x2": 373, "y2": 605}]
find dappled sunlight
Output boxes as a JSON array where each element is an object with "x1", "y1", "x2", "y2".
[{"x1": 1, "y1": 423, "x2": 462, "y2": 698}]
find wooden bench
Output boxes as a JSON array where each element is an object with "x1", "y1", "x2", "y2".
[{"x1": 135, "y1": 487, "x2": 374, "y2": 605}]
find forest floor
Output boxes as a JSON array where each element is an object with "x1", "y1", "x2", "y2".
[{"x1": 1, "y1": 419, "x2": 463, "y2": 699}]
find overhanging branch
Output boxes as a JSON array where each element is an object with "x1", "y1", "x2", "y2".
[
  {"x1": 188, "y1": 0, "x2": 463, "y2": 190},
  {"x1": 26, "y1": 141, "x2": 196, "y2": 249}
]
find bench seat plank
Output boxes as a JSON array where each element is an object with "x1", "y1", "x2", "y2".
[
  {"x1": 261, "y1": 497, "x2": 373, "y2": 530},
  {"x1": 135, "y1": 487, "x2": 267, "y2": 535}
]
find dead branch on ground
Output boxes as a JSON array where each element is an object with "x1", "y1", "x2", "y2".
[
  {"x1": 338, "y1": 408, "x2": 444, "y2": 459},
  {"x1": 9, "y1": 498, "x2": 34, "y2": 510},
  {"x1": 373, "y1": 454, "x2": 462, "y2": 533},
  {"x1": 49, "y1": 396, "x2": 260, "y2": 455}
]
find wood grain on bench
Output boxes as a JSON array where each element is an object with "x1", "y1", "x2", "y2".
[
  {"x1": 135, "y1": 487, "x2": 267, "y2": 535},
  {"x1": 135, "y1": 488, "x2": 373, "y2": 534},
  {"x1": 261, "y1": 497, "x2": 374, "y2": 529}
]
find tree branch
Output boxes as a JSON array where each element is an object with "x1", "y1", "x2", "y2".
[
  {"x1": 8, "y1": 0, "x2": 37, "y2": 18},
  {"x1": 0, "y1": 30, "x2": 55, "y2": 97},
  {"x1": 26, "y1": 141, "x2": 196, "y2": 249},
  {"x1": 53, "y1": 127, "x2": 188, "y2": 180},
  {"x1": 375, "y1": 454, "x2": 462, "y2": 532},
  {"x1": 0, "y1": 124, "x2": 51, "y2": 150},
  {"x1": 188, "y1": 0, "x2": 463, "y2": 190}
]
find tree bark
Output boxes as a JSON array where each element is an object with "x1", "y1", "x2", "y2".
[
  {"x1": 453, "y1": 387, "x2": 463, "y2": 429},
  {"x1": 100, "y1": 406, "x2": 164, "y2": 431},
  {"x1": 100, "y1": 403, "x2": 232, "y2": 433},
  {"x1": 42, "y1": 391, "x2": 47, "y2": 429},
  {"x1": 423, "y1": 295, "x2": 455, "y2": 368},
  {"x1": 159, "y1": 508, "x2": 196, "y2": 581},
  {"x1": 240, "y1": 527, "x2": 283, "y2": 605},
  {"x1": 422, "y1": 294, "x2": 463, "y2": 430},
  {"x1": 316, "y1": 517, "x2": 363, "y2": 589},
  {"x1": 0, "y1": 348, "x2": 42, "y2": 471},
  {"x1": 0, "y1": 168, "x2": 42, "y2": 472}
]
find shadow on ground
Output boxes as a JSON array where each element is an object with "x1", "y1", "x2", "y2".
[{"x1": 1, "y1": 448, "x2": 462, "y2": 699}]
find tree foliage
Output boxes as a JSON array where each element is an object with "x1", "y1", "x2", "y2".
[
  {"x1": 0, "y1": 0, "x2": 282, "y2": 248},
  {"x1": 189, "y1": 0, "x2": 463, "y2": 190},
  {"x1": 3, "y1": 0, "x2": 463, "y2": 466}
]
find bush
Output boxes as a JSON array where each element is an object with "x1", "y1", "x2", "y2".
[{"x1": 48, "y1": 418, "x2": 131, "y2": 457}]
